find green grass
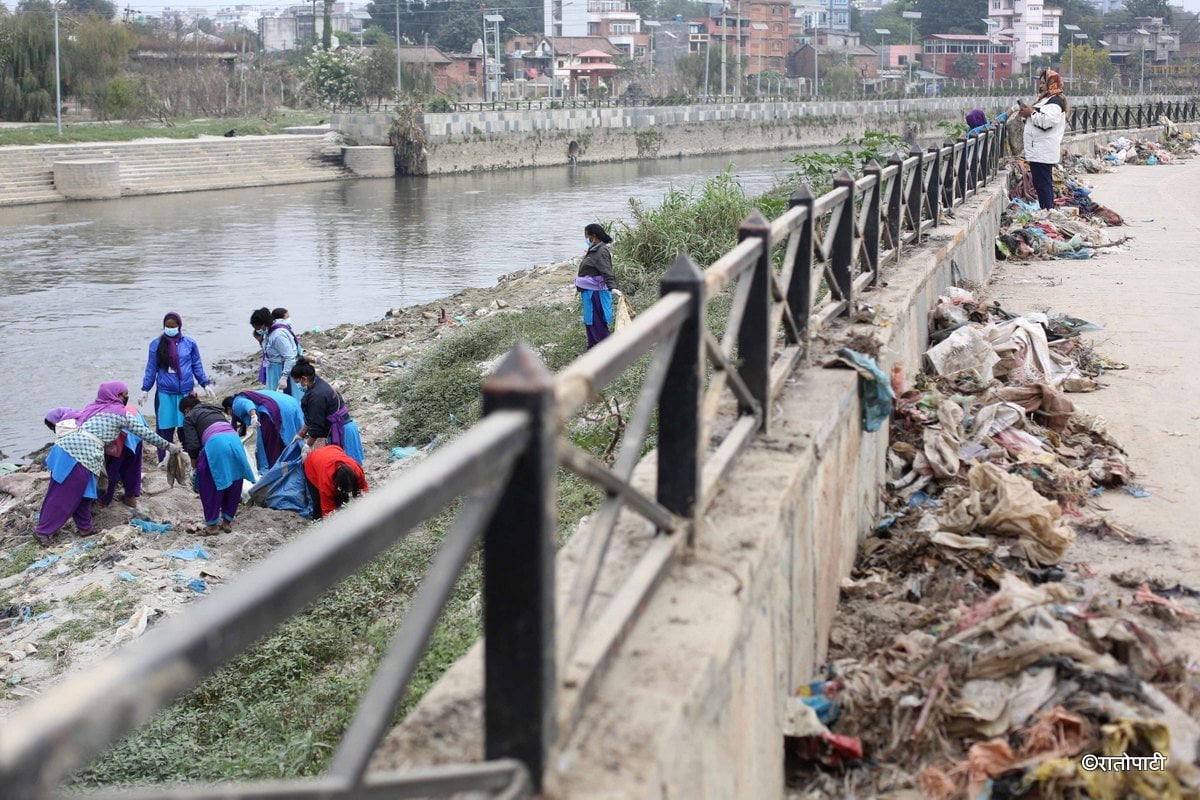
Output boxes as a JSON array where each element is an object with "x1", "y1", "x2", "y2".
[
  {"x1": 0, "y1": 542, "x2": 42, "y2": 578},
  {"x1": 0, "y1": 111, "x2": 329, "y2": 148}
]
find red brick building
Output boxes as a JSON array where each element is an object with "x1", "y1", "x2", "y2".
[{"x1": 922, "y1": 34, "x2": 1014, "y2": 82}]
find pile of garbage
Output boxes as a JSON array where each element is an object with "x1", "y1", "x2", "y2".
[
  {"x1": 789, "y1": 288, "x2": 1200, "y2": 798},
  {"x1": 998, "y1": 163, "x2": 1126, "y2": 261},
  {"x1": 1101, "y1": 133, "x2": 1199, "y2": 167}
]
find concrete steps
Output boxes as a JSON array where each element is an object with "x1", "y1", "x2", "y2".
[{"x1": 0, "y1": 135, "x2": 356, "y2": 205}]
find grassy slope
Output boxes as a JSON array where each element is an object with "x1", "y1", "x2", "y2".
[{"x1": 0, "y1": 112, "x2": 328, "y2": 148}]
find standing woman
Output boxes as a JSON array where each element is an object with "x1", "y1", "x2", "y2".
[
  {"x1": 576, "y1": 223, "x2": 618, "y2": 350},
  {"x1": 97, "y1": 398, "x2": 151, "y2": 509},
  {"x1": 1019, "y1": 69, "x2": 1068, "y2": 211},
  {"x1": 180, "y1": 396, "x2": 256, "y2": 535},
  {"x1": 222, "y1": 389, "x2": 304, "y2": 472},
  {"x1": 252, "y1": 307, "x2": 301, "y2": 400},
  {"x1": 140, "y1": 311, "x2": 215, "y2": 462},
  {"x1": 36, "y1": 382, "x2": 177, "y2": 542},
  {"x1": 290, "y1": 359, "x2": 365, "y2": 465}
]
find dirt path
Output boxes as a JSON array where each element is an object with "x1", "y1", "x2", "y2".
[{"x1": 0, "y1": 258, "x2": 578, "y2": 718}]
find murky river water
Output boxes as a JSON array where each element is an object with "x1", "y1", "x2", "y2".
[{"x1": 0, "y1": 151, "x2": 799, "y2": 458}]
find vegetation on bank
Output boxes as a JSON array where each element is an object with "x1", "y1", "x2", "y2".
[
  {"x1": 72, "y1": 132, "x2": 909, "y2": 788},
  {"x1": 0, "y1": 111, "x2": 328, "y2": 148}
]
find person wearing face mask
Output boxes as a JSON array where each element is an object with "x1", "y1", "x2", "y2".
[
  {"x1": 36, "y1": 381, "x2": 178, "y2": 543},
  {"x1": 1018, "y1": 69, "x2": 1069, "y2": 210},
  {"x1": 289, "y1": 359, "x2": 365, "y2": 465},
  {"x1": 140, "y1": 311, "x2": 214, "y2": 462},
  {"x1": 222, "y1": 389, "x2": 304, "y2": 472},
  {"x1": 179, "y1": 395, "x2": 256, "y2": 535},
  {"x1": 251, "y1": 307, "x2": 301, "y2": 400},
  {"x1": 576, "y1": 222, "x2": 619, "y2": 350}
]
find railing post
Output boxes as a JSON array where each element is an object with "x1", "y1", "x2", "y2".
[
  {"x1": 830, "y1": 170, "x2": 856, "y2": 314},
  {"x1": 955, "y1": 138, "x2": 968, "y2": 204},
  {"x1": 658, "y1": 253, "x2": 705, "y2": 540},
  {"x1": 737, "y1": 210, "x2": 773, "y2": 430},
  {"x1": 924, "y1": 145, "x2": 940, "y2": 232},
  {"x1": 481, "y1": 346, "x2": 557, "y2": 790},
  {"x1": 788, "y1": 185, "x2": 816, "y2": 347},
  {"x1": 886, "y1": 153, "x2": 903, "y2": 252},
  {"x1": 968, "y1": 132, "x2": 980, "y2": 193},
  {"x1": 863, "y1": 160, "x2": 882, "y2": 284}
]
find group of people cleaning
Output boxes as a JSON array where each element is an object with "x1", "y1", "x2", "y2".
[
  {"x1": 36, "y1": 309, "x2": 367, "y2": 544},
  {"x1": 966, "y1": 67, "x2": 1069, "y2": 211}
]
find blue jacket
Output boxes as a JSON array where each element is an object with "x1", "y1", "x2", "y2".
[{"x1": 142, "y1": 336, "x2": 210, "y2": 395}]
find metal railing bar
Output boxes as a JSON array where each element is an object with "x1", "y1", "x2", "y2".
[
  {"x1": 719, "y1": 268, "x2": 755, "y2": 359},
  {"x1": 555, "y1": 293, "x2": 689, "y2": 419},
  {"x1": 776, "y1": 230, "x2": 802, "y2": 297},
  {"x1": 700, "y1": 367, "x2": 730, "y2": 448},
  {"x1": 703, "y1": 237, "x2": 760, "y2": 296},
  {"x1": 557, "y1": 535, "x2": 677, "y2": 738},
  {"x1": 811, "y1": 298, "x2": 848, "y2": 331},
  {"x1": 812, "y1": 185, "x2": 851, "y2": 217},
  {"x1": 766, "y1": 203, "x2": 808, "y2": 248},
  {"x1": 852, "y1": 271, "x2": 874, "y2": 294},
  {"x1": 559, "y1": 327, "x2": 681, "y2": 653},
  {"x1": 327, "y1": 475, "x2": 512, "y2": 785},
  {"x1": 66, "y1": 760, "x2": 532, "y2": 800},
  {"x1": 769, "y1": 344, "x2": 805, "y2": 402},
  {"x1": 704, "y1": 331, "x2": 763, "y2": 422},
  {"x1": 853, "y1": 173, "x2": 878, "y2": 193},
  {"x1": 700, "y1": 414, "x2": 759, "y2": 514},
  {"x1": 817, "y1": 204, "x2": 843, "y2": 262},
  {"x1": 0, "y1": 411, "x2": 533, "y2": 800},
  {"x1": 557, "y1": 444, "x2": 678, "y2": 532}
]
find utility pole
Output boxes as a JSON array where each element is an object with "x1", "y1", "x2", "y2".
[
  {"x1": 54, "y1": 5, "x2": 61, "y2": 135},
  {"x1": 733, "y1": 0, "x2": 741, "y2": 97},
  {"x1": 719, "y1": 3, "x2": 726, "y2": 96},
  {"x1": 395, "y1": 0, "x2": 403, "y2": 101}
]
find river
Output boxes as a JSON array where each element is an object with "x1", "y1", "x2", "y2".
[{"x1": 0, "y1": 150, "x2": 800, "y2": 459}]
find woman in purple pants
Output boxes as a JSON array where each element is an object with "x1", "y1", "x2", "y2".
[{"x1": 575, "y1": 223, "x2": 619, "y2": 350}]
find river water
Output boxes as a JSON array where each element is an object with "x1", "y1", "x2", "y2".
[{"x1": 0, "y1": 150, "x2": 799, "y2": 459}]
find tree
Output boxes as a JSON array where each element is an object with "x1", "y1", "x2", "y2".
[
  {"x1": 63, "y1": 13, "x2": 136, "y2": 110},
  {"x1": 1124, "y1": 0, "x2": 1172, "y2": 23},
  {"x1": 322, "y1": 0, "x2": 333, "y2": 50},
  {"x1": 0, "y1": 5, "x2": 55, "y2": 120},
  {"x1": 952, "y1": 51, "x2": 980, "y2": 81},
  {"x1": 915, "y1": 0, "x2": 986, "y2": 36},
  {"x1": 1064, "y1": 43, "x2": 1115, "y2": 89},
  {"x1": 196, "y1": 17, "x2": 215, "y2": 34},
  {"x1": 823, "y1": 64, "x2": 858, "y2": 97},
  {"x1": 298, "y1": 44, "x2": 365, "y2": 109},
  {"x1": 63, "y1": 0, "x2": 115, "y2": 18}
]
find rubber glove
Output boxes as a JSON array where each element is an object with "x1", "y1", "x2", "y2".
[
  {"x1": 202, "y1": 384, "x2": 216, "y2": 398},
  {"x1": 249, "y1": 415, "x2": 260, "y2": 430},
  {"x1": 300, "y1": 442, "x2": 312, "y2": 458},
  {"x1": 277, "y1": 376, "x2": 289, "y2": 391},
  {"x1": 138, "y1": 392, "x2": 149, "y2": 407},
  {"x1": 167, "y1": 443, "x2": 182, "y2": 455},
  {"x1": 612, "y1": 289, "x2": 624, "y2": 298}
]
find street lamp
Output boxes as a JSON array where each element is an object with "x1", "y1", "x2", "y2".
[
  {"x1": 751, "y1": 21, "x2": 767, "y2": 95},
  {"x1": 484, "y1": 13, "x2": 504, "y2": 101},
  {"x1": 1068, "y1": 30, "x2": 1087, "y2": 91},
  {"x1": 1135, "y1": 28, "x2": 1150, "y2": 95},
  {"x1": 902, "y1": 11, "x2": 921, "y2": 89},
  {"x1": 981, "y1": 19, "x2": 996, "y2": 93},
  {"x1": 875, "y1": 28, "x2": 889, "y2": 73}
]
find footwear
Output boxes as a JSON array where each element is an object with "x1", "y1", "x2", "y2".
[
  {"x1": 121, "y1": 496, "x2": 139, "y2": 510},
  {"x1": 199, "y1": 525, "x2": 220, "y2": 537},
  {"x1": 219, "y1": 520, "x2": 232, "y2": 533},
  {"x1": 76, "y1": 529, "x2": 95, "y2": 538},
  {"x1": 33, "y1": 532, "x2": 55, "y2": 547}
]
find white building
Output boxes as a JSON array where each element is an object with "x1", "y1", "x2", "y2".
[
  {"x1": 820, "y1": 0, "x2": 851, "y2": 32},
  {"x1": 988, "y1": 0, "x2": 1061, "y2": 74},
  {"x1": 791, "y1": 0, "x2": 826, "y2": 31},
  {"x1": 1086, "y1": 0, "x2": 1123, "y2": 13}
]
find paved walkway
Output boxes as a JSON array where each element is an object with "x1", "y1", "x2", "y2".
[{"x1": 991, "y1": 156, "x2": 1200, "y2": 590}]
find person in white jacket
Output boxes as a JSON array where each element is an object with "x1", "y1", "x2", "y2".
[{"x1": 1019, "y1": 69, "x2": 1068, "y2": 210}]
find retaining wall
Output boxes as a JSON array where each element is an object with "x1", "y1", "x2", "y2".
[{"x1": 367, "y1": 178, "x2": 1008, "y2": 797}]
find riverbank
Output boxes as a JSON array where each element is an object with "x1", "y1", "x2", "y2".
[{"x1": 0, "y1": 256, "x2": 579, "y2": 746}]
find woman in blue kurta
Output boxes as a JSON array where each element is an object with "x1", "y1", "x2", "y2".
[
  {"x1": 140, "y1": 311, "x2": 215, "y2": 462},
  {"x1": 37, "y1": 382, "x2": 176, "y2": 542},
  {"x1": 251, "y1": 307, "x2": 303, "y2": 401},
  {"x1": 180, "y1": 395, "x2": 256, "y2": 535},
  {"x1": 290, "y1": 359, "x2": 365, "y2": 466},
  {"x1": 222, "y1": 389, "x2": 304, "y2": 472},
  {"x1": 575, "y1": 223, "x2": 618, "y2": 349}
]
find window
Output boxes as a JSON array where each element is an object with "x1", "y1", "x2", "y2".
[
  {"x1": 469, "y1": 60, "x2": 477, "y2": 74},
  {"x1": 771, "y1": 5, "x2": 780, "y2": 13},
  {"x1": 588, "y1": 22, "x2": 599, "y2": 35},
  {"x1": 1041, "y1": 35, "x2": 1053, "y2": 46},
  {"x1": 898, "y1": 54, "x2": 907, "y2": 64},
  {"x1": 772, "y1": 40, "x2": 781, "y2": 50},
  {"x1": 634, "y1": 45, "x2": 645, "y2": 57},
  {"x1": 773, "y1": 23, "x2": 782, "y2": 32}
]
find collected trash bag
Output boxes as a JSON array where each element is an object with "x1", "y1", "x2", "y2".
[
  {"x1": 247, "y1": 440, "x2": 312, "y2": 517},
  {"x1": 613, "y1": 294, "x2": 635, "y2": 333},
  {"x1": 166, "y1": 449, "x2": 191, "y2": 489}
]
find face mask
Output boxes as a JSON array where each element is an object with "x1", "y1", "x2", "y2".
[
  {"x1": 256, "y1": 328, "x2": 267, "y2": 336},
  {"x1": 163, "y1": 327, "x2": 179, "y2": 337}
]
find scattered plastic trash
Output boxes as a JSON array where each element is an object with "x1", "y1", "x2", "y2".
[
  {"x1": 388, "y1": 446, "x2": 419, "y2": 462},
  {"x1": 130, "y1": 518, "x2": 173, "y2": 534},
  {"x1": 1122, "y1": 484, "x2": 1151, "y2": 498},
  {"x1": 185, "y1": 579, "x2": 207, "y2": 593},
  {"x1": 117, "y1": 572, "x2": 137, "y2": 582},
  {"x1": 25, "y1": 554, "x2": 60, "y2": 572},
  {"x1": 907, "y1": 491, "x2": 940, "y2": 509},
  {"x1": 834, "y1": 348, "x2": 895, "y2": 432},
  {"x1": 114, "y1": 606, "x2": 159, "y2": 642},
  {"x1": 165, "y1": 545, "x2": 210, "y2": 561}
]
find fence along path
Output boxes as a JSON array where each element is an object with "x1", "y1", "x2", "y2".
[{"x1": 0, "y1": 118, "x2": 1012, "y2": 800}]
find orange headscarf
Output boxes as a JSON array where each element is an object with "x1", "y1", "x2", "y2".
[{"x1": 1038, "y1": 69, "x2": 1068, "y2": 113}]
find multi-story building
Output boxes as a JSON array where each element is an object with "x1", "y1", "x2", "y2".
[
  {"x1": 258, "y1": 4, "x2": 369, "y2": 52},
  {"x1": 1102, "y1": 16, "x2": 1180, "y2": 64},
  {"x1": 703, "y1": 0, "x2": 789, "y2": 80},
  {"x1": 987, "y1": 0, "x2": 1060, "y2": 74},
  {"x1": 923, "y1": 33, "x2": 1014, "y2": 80},
  {"x1": 1086, "y1": 0, "x2": 1123, "y2": 13},
  {"x1": 545, "y1": 0, "x2": 650, "y2": 66},
  {"x1": 821, "y1": 0, "x2": 851, "y2": 32},
  {"x1": 790, "y1": 0, "x2": 826, "y2": 32}
]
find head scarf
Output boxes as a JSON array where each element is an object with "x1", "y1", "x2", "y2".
[
  {"x1": 965, "y1": 109, "x2": 987, "y2": 129},
  {"x1": 1039, "y1": 69, "x2": 1068, "y2": 113},
  {"x1": 45, "y1": 407, "x2": 81, "y2": 426},
  {"x1": 158, "y1": 310, "x2": 184, "y2": 376},
  {"x1": 78, "y1": 381, "x2": 129, "y2": 423}
]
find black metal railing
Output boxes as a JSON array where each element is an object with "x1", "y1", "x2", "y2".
[
  {"x1": 1068, "y1": 99, "x2": 1200, "y2": 133},
  {"x1": 444, "y1": 94, "x2": 791, "y2": 112},
  {"x1": 0, "y1": 124, "x2": 1008, "y2": 800}
]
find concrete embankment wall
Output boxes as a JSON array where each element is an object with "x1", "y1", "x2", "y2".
[
  {"x1": 333, "y1": 94, "x2": 1137, "y2": 174},
  {"x1": 367, "y1": 179, "x2": 1008, "y2": 796}
]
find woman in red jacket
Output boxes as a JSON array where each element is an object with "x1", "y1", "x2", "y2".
[{"x1": 303, "y1": 444, "x2": 368, "y2": 519}]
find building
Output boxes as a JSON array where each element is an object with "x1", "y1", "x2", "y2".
[
  {"x1": 787, "y1": 41, "x2": 878, "y2": 83},
  {"x1": 1086, "y1": 0, "x2": 1123, "y2": 13},
  {"x1": 397, "y1": 45, "x2": 483, "y2": 97},
  {"x1": 258, "y1": 4, "x2": 369, "y2": 52},
  {"x1": 1102, "y1": 16, "x2": 1180, "y2": 66},
  {"x1": 987, "y1": 0, "x2": 1060, "y2": 74},
  {"x1": 820, "y1": 0, "x2": 851, "y2": 32},
  {"x1": 791, "y1": 0, "x2": 826, "y2": 31},
  {"x1": 528, "y1": 36, "x2": 623, "y2": 97},
  {"x1": 923, "y1": 34, "x2": 1014, "y2": 81}
]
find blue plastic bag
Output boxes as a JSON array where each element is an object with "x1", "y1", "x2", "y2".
[{"x1": 247, "y1": 440, "x2": 313, "y2": 517}]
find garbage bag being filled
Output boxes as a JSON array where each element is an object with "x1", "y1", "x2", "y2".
[{"x1": 247, "y1": 440, "x2": 312, "y2": 517}]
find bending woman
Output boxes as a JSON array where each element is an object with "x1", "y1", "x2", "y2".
[
  {"x1": 222, "y1": 389, "x2": 304, "y2": 472},
  {"x1": 251, "y1": 307, "x2": 302, "y2": 400},
  {"x1": 180, "y1": 396, "x2": 256, "y2": 535},
  {"x1": 576, "y1": 223, "x2": 618, "y2": 349},
  {"x1": 36, "y1": 382, "x2": 177, "y2": 542},
  {"x1": 290, "y1": 359, "x2": 364, "y2": 465},
  {"x1": 303, "y1": 444, "x2": 368, "y2": 519},
  {"x1": 140, "y1": 311, "x2": 214, "y2": 462}
]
